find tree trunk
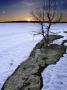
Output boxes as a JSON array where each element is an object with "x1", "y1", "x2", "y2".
[
  {"x1": 46, "y1": 23, "x2": 51, "y2": 46},
  {"x1": 41, "y1": 23, "x2": 46, "y2": 47}
]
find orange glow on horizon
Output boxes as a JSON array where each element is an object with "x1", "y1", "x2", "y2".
[
  {"x1": 0, "y1": 16, "x2": 67, "y2": 22},
  {"x1": 0, "y1": 16, "x2": 34, "y2": 22},
  {"x1": 27, "y1": 18, "x2": 31, "y2": 22}
]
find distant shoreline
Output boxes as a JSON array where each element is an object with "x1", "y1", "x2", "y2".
[{"x1": 0, "y1": 21, "x2": 67, "y2": 23}]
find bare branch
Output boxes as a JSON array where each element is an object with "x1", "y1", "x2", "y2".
[{"x1": 31, "y1": 0, "x2": 62, "y2": 46}]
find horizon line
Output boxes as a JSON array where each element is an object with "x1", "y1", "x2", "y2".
[{"x1": 0, "y1": 20, "x2": 67, "y2": 23}]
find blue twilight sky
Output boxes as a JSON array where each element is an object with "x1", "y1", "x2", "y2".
[{"x1": 0, "y1": 0, "x2": 67, "y2": 21}]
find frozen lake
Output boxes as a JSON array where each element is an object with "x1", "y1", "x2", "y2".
[
  {"x1": 0, "y1": 23, "x2": 42, "y2": 89},
  {"x1": 41, "y1": 23, "x2": 67, "y2": 90},
  {"x1": 0, "y1": 23, "x2": 67, "y2": 89}
]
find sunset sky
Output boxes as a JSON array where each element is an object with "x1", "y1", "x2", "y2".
[{"x1": 0, "y1": 0, "x2": 67, "y2": 22}]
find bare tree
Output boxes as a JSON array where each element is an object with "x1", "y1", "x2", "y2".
[{"x1": 31, "y1": 0, "x2": 62, "y2": 46}]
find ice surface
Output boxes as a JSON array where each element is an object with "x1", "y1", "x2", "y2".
[
  {"x1": 42, "y1": 53, "x2": 67, "y2": 90},
  {"x1": 0, "y1": 23, "x2": 42, "y2": 89},
  {"x1": 0, "y1": 23, "x2": 67, "y2": 90},
  {"x1": 42, "y1": 23, "x2": 67, "y2": 90}
]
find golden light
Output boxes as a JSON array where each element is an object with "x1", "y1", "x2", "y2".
[{"x1": 27, "y1": 18, "x2": 31, "y2": 22}]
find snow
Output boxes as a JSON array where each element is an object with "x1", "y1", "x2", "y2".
[
  {"x1": 42, "y1": 23, "x2": 67, "y2": 90},
  {"x1": 42, "y1": 52, "x2": 67, "y2": 90},
  {"x1": 0, "y1": 23, "x2": 42, "y2": 89},
  {"x1": 0, "y1": 23, "x2": 67, "y2": 90},
  {"x1": 50, "y1": 23, "x2": 67, "y2": 45}
]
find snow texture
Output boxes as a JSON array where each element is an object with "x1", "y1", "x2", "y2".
[
  {"x1": 42, "y1": 23, "x2": 67, "y2": 90},
  {"x1": 0, "y1": 23, "x2": 67, "y2": 90},
  {"x1": 0, "y1": 23, "x2": 42, "y2": 89},
  {"x1": 42, "y1": 51, "x2": 67, "y2": 90}
]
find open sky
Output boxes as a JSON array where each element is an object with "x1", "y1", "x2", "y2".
[{"x1": 0, "y1": 0, "x2": 67, "y2": 22}]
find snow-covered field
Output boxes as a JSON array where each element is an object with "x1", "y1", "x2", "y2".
[
  {"x1": 42, "y1": 51, "x2": 67, "y2": 90},
  {"x1": 0, "y1": 23, "x2": 41, "y2": 89},
  {"x1": 0, "y1": 23, "x2": 67, "y2": 90},
  {"x1": 42, "y1": 23, "x2": 67, "y2": 90}
]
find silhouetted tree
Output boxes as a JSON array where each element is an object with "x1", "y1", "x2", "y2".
[{"x1": 32, "y1": 0, "x2": 62, "y2": 46}]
